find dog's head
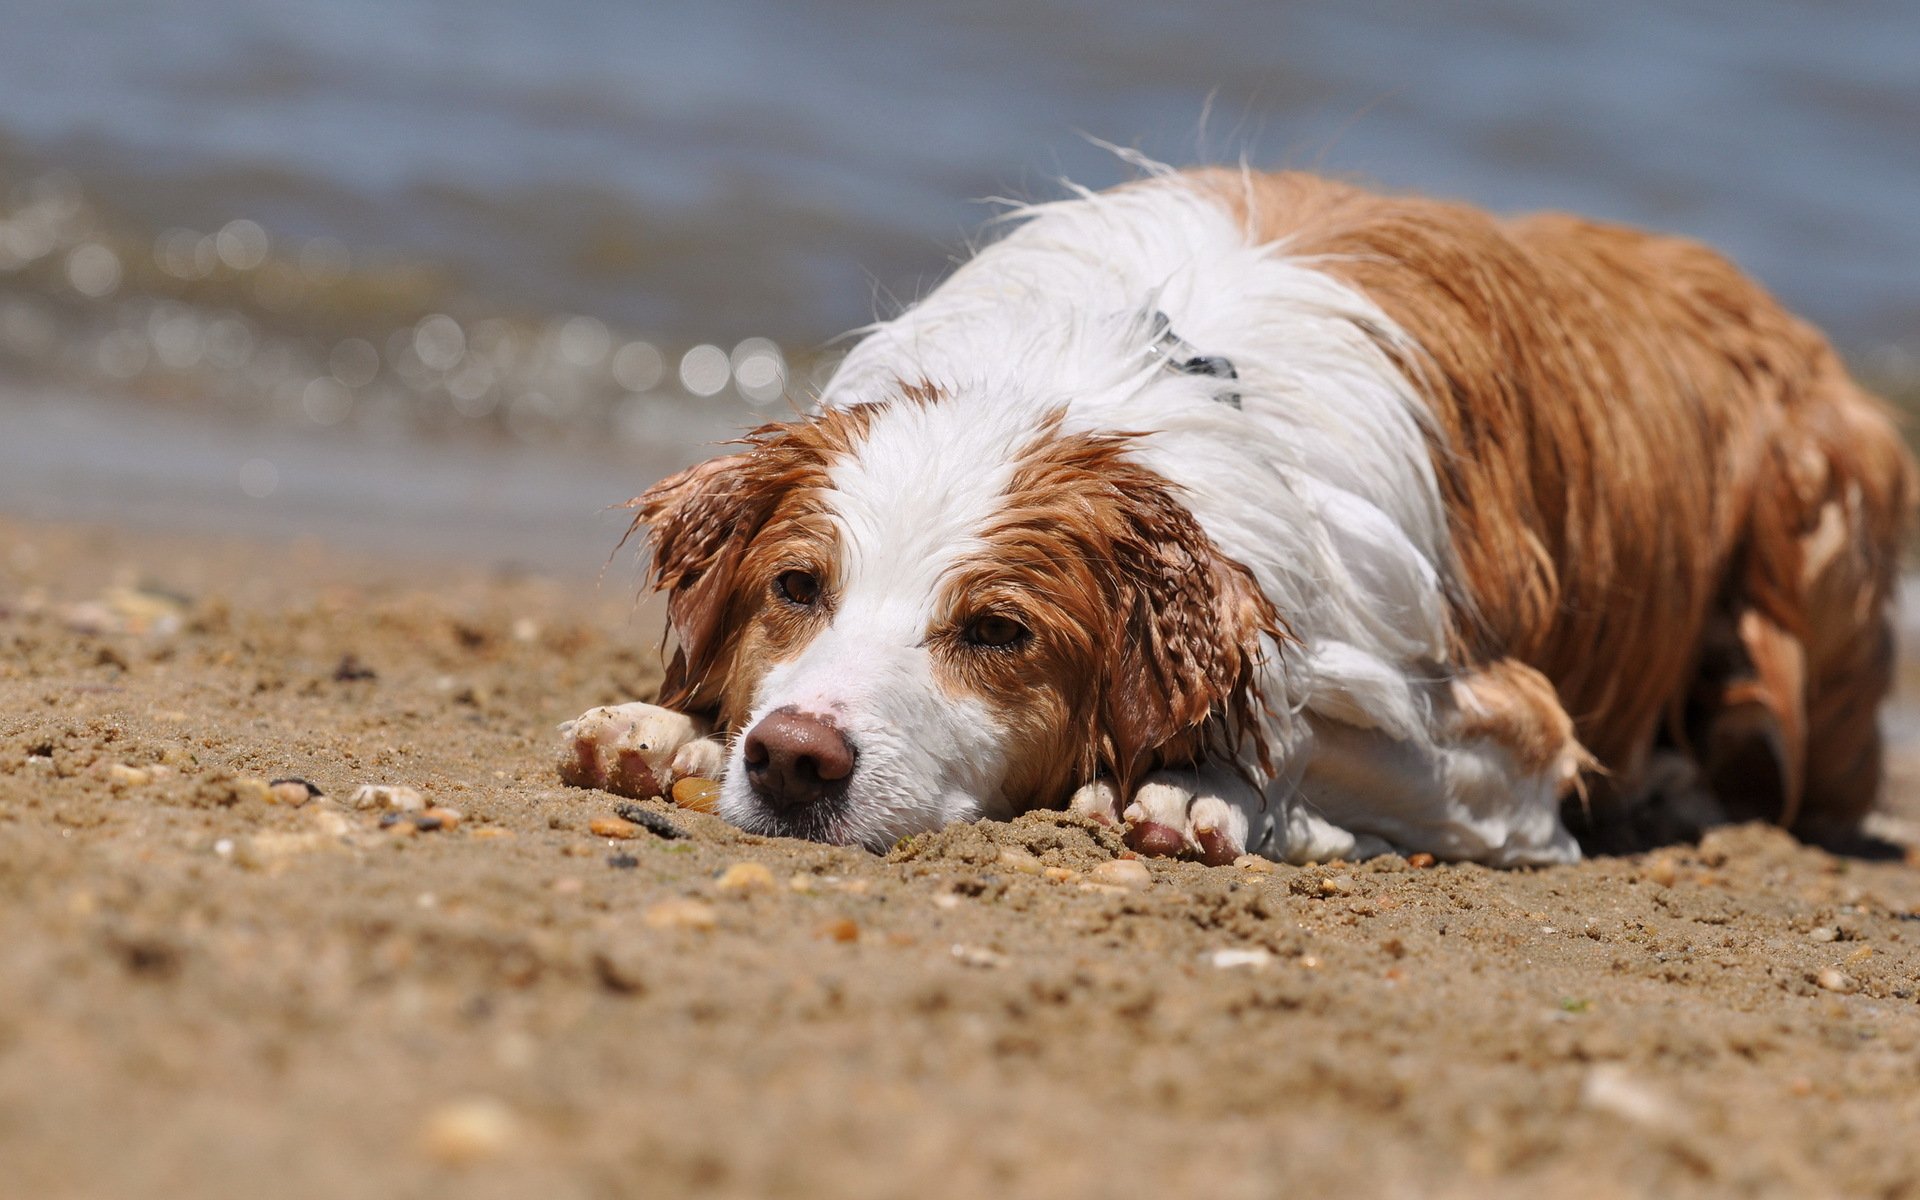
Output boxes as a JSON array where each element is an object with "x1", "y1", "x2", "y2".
[{"x1": 629, "y1": 390, "x2": 1284, "y2": 849}]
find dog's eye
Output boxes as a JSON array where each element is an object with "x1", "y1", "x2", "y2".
[
  {"x1": 963, "y1": 614, "x2": 1029, "y2": 649},
  {"x1": 775, "y1": 570, "x2": 821, "y2": 607}
]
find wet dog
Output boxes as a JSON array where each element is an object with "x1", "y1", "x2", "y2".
[{"x1": 562, "y1": 167, "x2": 1912, "y2": 864}]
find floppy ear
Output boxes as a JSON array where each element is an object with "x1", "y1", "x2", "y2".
[
  {"x1": 1097, "y1": 490, "x2": 1287, "y2": 791},
  {"x1": 624, "y1": 451, "x2": 773, "y2": 714}
]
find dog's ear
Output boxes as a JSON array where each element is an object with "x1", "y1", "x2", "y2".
[
  {"x1": 624, "y1": 450, "x2": 777, "y2": 713},
  {"x1": 1096, "y1": 488, "x2": 1287, "y2": 791}
]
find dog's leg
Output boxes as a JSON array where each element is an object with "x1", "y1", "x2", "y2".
[
  {"x1": 555, "y1": 702, "x2": 722, "y2": 799},
  {"x1": 1297, "y1": 659, "x2": 1587, "y2": 865}
]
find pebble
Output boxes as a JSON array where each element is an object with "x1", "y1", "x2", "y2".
[
  {"x1": 816, "y1": 917, "x2": 860, "y2": 942},
  {"x1": 1089, "y1": 859, "x2": 1152, "y2": 891},
  {"x1": 612, "y1": 803, "x2": 686, "y2": 840},
  {"x1": 716, "y1": 862, "x2": 776, "y2": 893},
  {"x1": 420, "y1": 806, "x2": 464, "y2": 831},
  {"x1": 1645, "y1": 856, "x2": 1679, "y2": 888},
  {"x1": 1209, "y1": 948, "x2": 1275, "y2": 970},
  {"x1": 1844, "y1": 945, "x2": 1874, "y2": 965},
  {"x1": 106, "y1": 763, "x2": 152, "y2": 787},
  {"x1": 642, "y1": 898, "x2": 718, "y2": 930},
  {"x1": 470, "y1": 828, "x2": 514, "y2": 841},
  {"x1": 1319, "y1": 873, "x2": 1358, "y2": 896},
  {"x1": 1407, "y1": 852, "x2": 1437, "y2": 869},
  {"x1": 995, "y1": 846, "x2": 1044, "y2": 875},
  {"x1": 419, "y1": 1097, "x2": 519, "y2": 1165},
  {"x1": 950, "y1": 943, "x2": 1010, "y2": 969},
  {"x1": 349, "y1": 784, "x2": 424, "y2": 812},
  {"x1": 268, "y1": 781, "x2": 313, "y2": 806},
  {"x1": 1580, "y1": 1065, "x2": 1679, "y2": 1128},
  {"x1": 1232, "y1": 854, "x2": 1275, "y2": 874},
  {"x1": 1041, "y1": 866, "x2": 1081, "y2": 884},
  {"x1": 589, "y1": 816, "x2": 641, "y2": 840},
  {"x1": 1808, "y1": 926, "x2": 1839, "y2": 943},
  {"x1": 1815, "y1": 968, "x2": 1860, "y2": 994},
  {"x1": 672, "y1": 777, "x2": 721, "y2": 813}
]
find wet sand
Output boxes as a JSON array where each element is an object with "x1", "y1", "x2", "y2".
[{"x1": 3, "y1": 513, "x2": 1919, "y2": 1200}]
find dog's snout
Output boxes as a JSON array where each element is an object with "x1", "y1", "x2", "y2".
[{"x1": 741, "y1": 707, "x2": 855, "y2": 811}]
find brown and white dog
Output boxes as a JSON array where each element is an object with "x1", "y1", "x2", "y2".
[{"x1": 561, "y1": 166, "x2": 1913, "y2": 865}]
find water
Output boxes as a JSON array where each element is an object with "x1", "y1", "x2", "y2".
[
  {"x1": 0, "y1": 0, "x2": 1915, "y2": 350},
  {"x1": 0, "y1": 0, "x2": 1916, "y2": 569}
]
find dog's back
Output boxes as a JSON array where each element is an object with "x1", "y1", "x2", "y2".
[{"x1": 1196, "y1": 169, "x2": 1914, "y2": 849}]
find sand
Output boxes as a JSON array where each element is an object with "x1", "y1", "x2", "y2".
[{"x1": 3, "y1": 513, "x2": 1919, "y2": 1200}]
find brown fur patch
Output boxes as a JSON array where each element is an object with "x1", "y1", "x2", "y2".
[
  {"x1": 937, "y1": 416, "x2": 1290, "y2": 809},
  {"x1": 624, "y1": 403, "x2": 880, "y2": 725},
  {"x1": 1194, "y1": 168, "x2": 1914, "y2": 833}
]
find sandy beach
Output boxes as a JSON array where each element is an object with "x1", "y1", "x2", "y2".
[{"x1": 4, "y1": 512, "x2": 1918, "y2": 1199}]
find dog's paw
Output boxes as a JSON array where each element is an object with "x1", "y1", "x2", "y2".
[
  {"x1": 556, "y1": 702, "x2": 716, "y2": 799},
  {"x1": 1067, "y1": 779, "x2": 1122, "y2": 826},
  {"x1": 1120, "y1": 772, "x2": 1251, "y2": 867}
]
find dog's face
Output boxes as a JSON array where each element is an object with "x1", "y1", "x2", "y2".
[{"x1": 631, "y1": 392, "x2": 1281, "y2": 849}]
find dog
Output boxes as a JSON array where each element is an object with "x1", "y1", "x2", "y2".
[{"x1": 559, "y1": 165, "x2": 1913, "y2": 866}]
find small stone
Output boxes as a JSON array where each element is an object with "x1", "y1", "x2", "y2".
[
  {"x1": 931, "y1": 893, "x2": 962, "y2": 910},
  {"x1": 995, "y1": 846, "x2": 1044, "y2": 875},
  {"x1": 1407, "y1": 852, "x2": 1437, "y2": 869},
  {"x1": 672, "y1": 777, "x2": 721, "y2": 813},
  {"x1": 551, "y1": 877, "x2": 583, "y2": 895},
  {"x1": 1580, "y1": 1066, "x2": 1679, "y2": 1128},
  {"x1": 350, "y1": 784, "x2": 424, "y2": 812},
  {"x1": 470, "y1": 827, "x2": 514, "y2": 841},
  {"x1": 1089, "y1": 859, "x2": 1152, "y2": 891},
  {"x1": 306, "y1": 808, "x2": 351, "y2": 838},
  {"x1": 419, "y1": 1097, "x2": 518, "y2": 1165},
  {"x1": 1844, "y1": 945, "x2": 1874, "y2": 965},
  {"x1": 1645, "y1": 856, "x2": 1679, "y2": 888},
  {"x1": 1041, "y1": 866, "x2": 1081, "y2": 884},
  {"x1": 1209, "y1": 948, "x2": 1274, "y2": 970},
  {"x1": 589, "y1": 816, "x2": 641, "y2": 840},
  {"x1": 1808, "y1": 926, "x2": 1839, "y2": 943},
  {"x1": 268, "y1": 776, "x2": 323, "y2": 803},
  {"x1": 788, "y1": 874, "x2": 818, "y2": 893},
  {"x1": 1232, "y1": 854, "x2": 1275, "y2": 874},
  {"x1": 421, "y1": 806, "x2": 463, "y2": 831},
  {"x1": 607, "y1": 854, "x2": 639, "y2": 870},
  {"x1": 268, "y1": 781, "x2": 311, "y2": 806},
  {"x1": 816, "y1": 917, "x2": 860, "y2": 942},
  {"x1": 1320, "y1": 873, "x2": 1357, "y2": 896},
  {"x1": 642, "y1": 898, "x2": 717, "y2": 930},
  {"x1": 716, "y1": 862, "x2": 776, "y2": 893},
  {"x1": 106, "y1": 764, "x2": 152, "y2": 787},
  {"x1": 612, "y1": 803, "x2": 686, "y2": 840},
  {"x1": 1816, "y1": 968, "x2": 1859, "y2": 994},
  {"x1": 950, "y1": 943, "x2": 1009, "y2": 969}
]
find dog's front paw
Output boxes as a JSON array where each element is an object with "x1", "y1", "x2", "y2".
[
  {"x1": 556, "y1": 702, "x2": 717, "y2": 800},
  {"x1": 1121, "y1": 774, "x2": 1250, "y2": 866}
]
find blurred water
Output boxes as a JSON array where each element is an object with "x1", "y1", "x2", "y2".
[
  {"x1": 0, "y1": 0, "x2": 1917, "y2": 575},
  {"x1": 0, "y1": 0, "x2": 1915, "y2": 348}
]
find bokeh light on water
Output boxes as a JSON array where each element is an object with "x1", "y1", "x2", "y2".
[{"x1": 0, "y1": 164, "x2": 818, "y2": 452}]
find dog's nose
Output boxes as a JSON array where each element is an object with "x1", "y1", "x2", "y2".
[{"x1": 741, "y1": 707, "x2": 855, "y2": 811}]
